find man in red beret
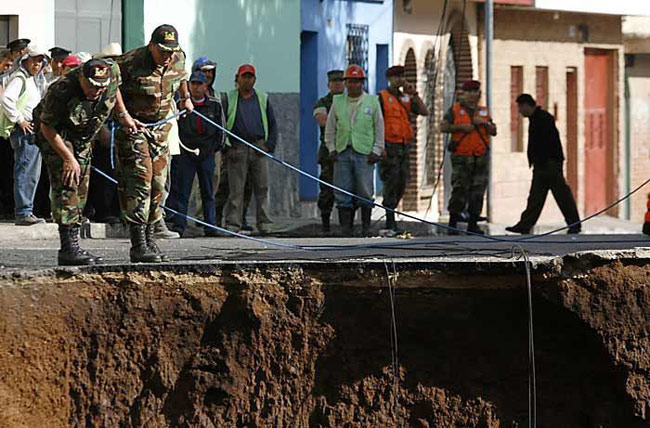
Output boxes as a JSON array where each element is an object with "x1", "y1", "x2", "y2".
[{"x1": 440, "y1": 80, "x2": 497, "y2": 235}]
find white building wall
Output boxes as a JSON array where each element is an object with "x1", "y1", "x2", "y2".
[{"x1": 0, "y1": 1, "x2": 55, "y2": 51}]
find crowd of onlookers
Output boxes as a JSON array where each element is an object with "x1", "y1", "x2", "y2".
[{"x1": 0, "y1": 37, "x2": 279, "y2": 239}]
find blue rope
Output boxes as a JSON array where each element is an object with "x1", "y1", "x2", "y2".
[{"x1": 90, "y1": 165, "x2": 306, "y2": 251}]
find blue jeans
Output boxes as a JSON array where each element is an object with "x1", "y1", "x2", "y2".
[
  {"x1": 10, "y1": 129, "x2": 41, "y2": 218},
  {"x1": 333, "y1": 147, "x2": 375, "y2": 209},
  {"x1": 167, "y1": 153, "x2": 216, "y2": 233}
]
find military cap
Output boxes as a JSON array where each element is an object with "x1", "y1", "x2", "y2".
[
  {"x1": 48, "y1": 47, "x2": 71, "y2": 60},
  {"x1": 7, "y1": 38, "x2": 30, "y2": 52},
  {"x1": 150, "y1": 24, "x2": 180, "y2": 52},
  {"x1": 82, "y1": 59, "x2": 111, "y2": 87},
  {"x1": 326, "y1": 69, "x2": 344, "y2": 81},
  {"x1": 462, "y1": 80, "x2": 481, "y2": 91},
  {"x1": 385, "y1": 65, "x2": 405, "y2": 78}
]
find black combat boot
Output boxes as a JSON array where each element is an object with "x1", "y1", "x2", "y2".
[
  {"x1": 58, "y1": 225, "x2": 95, "y2": 266},
  {"x1": 467, "y1": 217, "x2": 485, "y2": 235},
  {"x1": 146, "y1": 222, "x2": 168, "y2": 261},
  {"x1": 448, "y1": 213, "x2": 460, "y2": 236},
  {"x1": 130, "y1": 223, "x2": 162, "y2": 263},
  {"x1": 338, "y1": 208, "x2": 354, "y2": 237},
  {"x1": 385, "y1": 211, "x2": 396, "y2": 230},
  {"x1": 321, "y1": 212, "x2": 331, "y2": 235},
  {"x1": 361, "y1": 207, "x2": 372, "y2": 237}
]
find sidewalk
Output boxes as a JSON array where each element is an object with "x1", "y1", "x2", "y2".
[{"x1": 0, "y1": 214, "x2": 641, "y2": 241}]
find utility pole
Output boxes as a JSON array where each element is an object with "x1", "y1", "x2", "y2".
[{"x1": 485, "y1": 0, "x2": 494, "y2": 221}]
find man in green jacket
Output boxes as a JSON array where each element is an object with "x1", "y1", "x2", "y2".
[{"x1": 324, "y1": 65, "x2": 384, "y2": 236}]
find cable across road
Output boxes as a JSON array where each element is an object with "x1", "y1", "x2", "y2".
[{"x1": 90, "y1": 107, "x2": 650, "y2": 252}]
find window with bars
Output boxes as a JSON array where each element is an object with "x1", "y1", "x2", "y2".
[
  {"x1": 0, "y1": 16, "x2": 11, "y2": 48},
  {"x1": 346, "y1": 24, "x2": 369, "y2": 77}
]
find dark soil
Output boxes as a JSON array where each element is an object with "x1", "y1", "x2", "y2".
[{"x1": 0, "y1": 258, "x2": 647, "y2": 427}]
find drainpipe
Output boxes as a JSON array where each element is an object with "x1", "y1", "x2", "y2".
[
  {"x1": 485, "y1": 0, "x2": 494, "y2": 221},
  {"x1": 624, "y1": 65, "x2": 631, "y2": 219}
]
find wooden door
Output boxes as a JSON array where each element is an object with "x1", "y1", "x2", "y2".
[
  {"x1": 566, "y1": 68, "x2": 578, "y2": 193},
  {"x1": 584, "y1": 49, "x2": 613, "y2": 215}
]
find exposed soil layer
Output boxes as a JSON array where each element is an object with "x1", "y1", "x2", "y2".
[{"x1": 0, "y1": 257, "x2": 648, "y2": 427}]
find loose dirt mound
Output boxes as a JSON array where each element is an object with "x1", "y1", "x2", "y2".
[{"x1": 0, "y1": 259, "x2": 647, "y2": 427}]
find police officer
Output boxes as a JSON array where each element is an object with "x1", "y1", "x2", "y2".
[
  {"x1": 38, "y1": 59, "x2": 131, "y2": 265},
  {"x1": 313, "y1": 69, "x2": 344, "y2": 235},
  {"x1": 115, "y1": 24, "x2": 192, "y2": 263},
  {"x1": 378, "y1": 65, "x2": 429, "y2": 235},
  {"x1": 47, "y1": 47, "x2": 72, "y2": 79},
  {"x1": 440, "y1": 80, "x2": 497, "y2": 235}
]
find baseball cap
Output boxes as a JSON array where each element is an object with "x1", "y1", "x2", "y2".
[
  {"x1": 61, "y1": 55, "x2": 81, "y2": 67},
  {"x1": 25, "y1": 45, "x2": 46, "y2": 59},
  {"x1": 150, "y1": 24, "x2": 180, "y2": 52},
  {"x1": 189, "y1": 70, "x2": 208, "y2": 84},
  {"x1": 83, "y1": 59, "x2": 111, "y2": 87},
  {"x1": 237, "y1": 64, "x2": 256, "y2": 76},
  {"x1": 193, "y1": 56, "x2": 216, "y2": 72}
]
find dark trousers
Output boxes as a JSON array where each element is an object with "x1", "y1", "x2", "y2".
[
  {"x1": 168, "y1": 153, "x2": 216, "y2": 233},
  {"x1": 85, "y1": 144, "x2": 120, "y2": 221},
  {"x1": 317, "y1": 144, "x2": 335, "y2": 215},
  {"x1": 33, "y1": 162, "x2": 51, "y2": 219},
  {"x1": 214, "y1": 155, "x2": 252, "y2": 226},
  {"x1": 515, "y1": 160, "x2": 580, "y2": 229},
  {"x1": 379, "y1": 142, "x2": 410, "y2": 209},
  {"x1": 0, "y1": 138, "x2": 14, "y2": 217}
]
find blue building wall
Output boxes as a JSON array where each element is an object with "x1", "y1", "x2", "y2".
[{"x1": 300, "y1": 0, "x2": 394, "y2": 201}]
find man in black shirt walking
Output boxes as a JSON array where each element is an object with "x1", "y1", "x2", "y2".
[{"x1": 506, "y1": 94, "x2": 581, "y2": 234}]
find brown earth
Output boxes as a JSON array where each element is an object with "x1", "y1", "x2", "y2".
[{"x1": 0, "y1": 258, "x2": 647, "y2": 427}]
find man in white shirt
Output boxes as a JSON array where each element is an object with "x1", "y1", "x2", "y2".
[{"x1": 1, "y1": 45, "x2": 47, "y2": 225}]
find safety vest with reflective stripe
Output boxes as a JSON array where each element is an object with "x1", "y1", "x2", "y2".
[
  {"x1": 451, "y1": 102, "x2": 491, "y2": 156},
  {"x1": 225, "y1": 89, "x2": 268, "y2": 146},
  {"x1": 332, "y1": 93, "x2": 378, "y2": 155},
  {"x1": 379, "y1": 89, "x2": 414, "y2": 143}
]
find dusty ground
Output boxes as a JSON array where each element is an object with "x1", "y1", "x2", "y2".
[{"x1": 0, "y1": 255, "x2": 648, "y2": 427}]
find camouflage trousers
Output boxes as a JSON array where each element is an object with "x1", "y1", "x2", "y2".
[
  {"x1": 115, "y1": 122, "x2": 172, "y2": 225},
  {"x1": 42, "y1": 139, "x2": 92, "y2": 226},
  {"x1": 379, "y1": 142, "x2": 410, "y2": 210},
  {"x1": 317, "y1": 144, "x2": 334, "y2": 215},
  {"x1": 448, "y1": 153, "x2": 489, "y2": 219}
]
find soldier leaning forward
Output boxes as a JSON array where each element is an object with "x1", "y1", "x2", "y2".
[
  {"x1": 115, "y1": 24, "x2": 192, "y2": 263},
  {"x1": 37, "y1": 59, "x2": 130, "y2": 266}
]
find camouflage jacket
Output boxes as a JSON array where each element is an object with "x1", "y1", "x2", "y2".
[
  {"x1": 117, "y1": 45, "x2": 188, "y2": 122},
  {"x1": 38, "y1": 65, "x2": 121, "y2": 146},
  {"x1": 314, "y1": 92, "x2": 334, "y2": 145}
]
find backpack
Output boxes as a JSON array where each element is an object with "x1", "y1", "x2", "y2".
[{"x1": 0, "y1": 72, "x2": 28, "y2": 139}]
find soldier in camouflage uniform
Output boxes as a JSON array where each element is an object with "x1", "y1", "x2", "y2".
[
  {"x1": 115, "y1": 24, "x2": 192, "y2": 263},
  {"x1": 312, "y1": 69, "x2": 344, "y2": 234},
  {"x1": 38, "y1": 59, "x2": 133, "y2": 265}
]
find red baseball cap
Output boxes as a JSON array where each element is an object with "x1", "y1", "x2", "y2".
[
  {"x1": 61, "y1": 55, "x2": 81, "y2": 67},
  {"x1": 237, "y1": 63, "x2": 256, "y2": 76}
]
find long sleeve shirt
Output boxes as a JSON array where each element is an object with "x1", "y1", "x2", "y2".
[
  {"x1": 527, "y1": 106, "x2": 564, "y2": 167},
  {"x1": 177, "y1": 95, "x2": 225, "y2": 159},
  {"x1": 1, "y1": 67, "x2": 43, "y2": 124},
  {"x1": 324, "y1": 92, "x2": 385, "y2": 156}
]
